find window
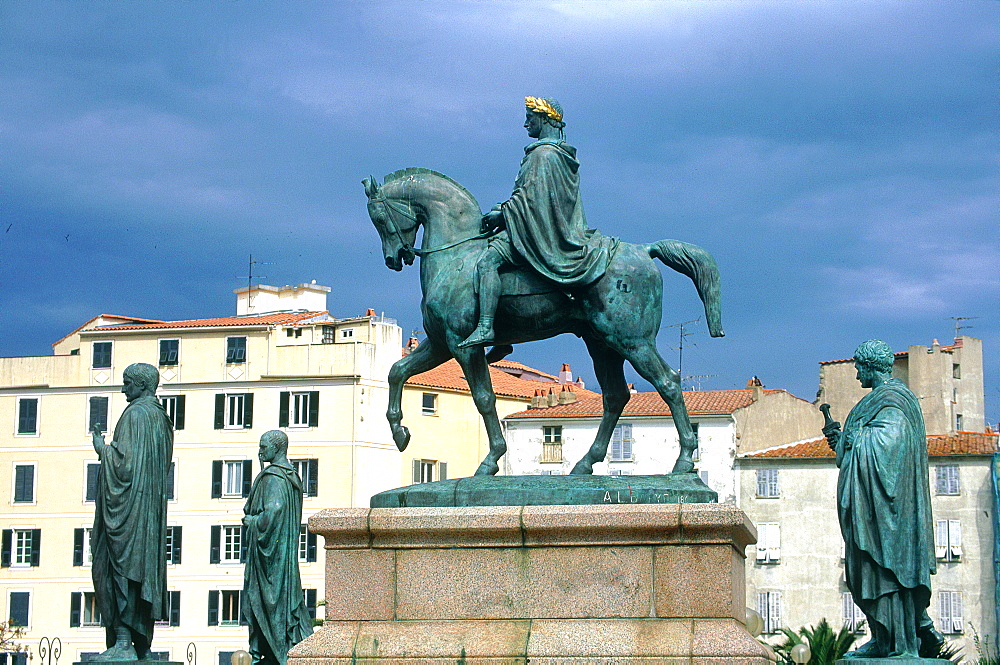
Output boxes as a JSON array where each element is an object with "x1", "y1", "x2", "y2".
[
  {"x1": 2, "y1": 529, "x2": 40, "y2": 568},
  {"x1": 421, "y1": 393, "x2": 437, "y2": 416},
  {"x1": 303, "y1": 589, "x2": 318, "y2": 620},
  {"x1": 540, "y1": 469, "x2": 562, "y2": 475},
  {"x1": 756, "y1": 468, "x2": 779, "y2": 498},
  {"x1": 755, "y1": 523, "x2": 780, "y2": 563},
  {"x1": 298, "y1": 525, "x2": 318, "y2": 563},
  {"x1": 12, "y1": 464, "x2": 35, "y2": 504},
  {"x1": 217, "y1": 653, "x2": 236, "y2": 665},
  {"x1": 691, "y1": 423, "x2": 701, "y2": 461},
  {"x1": 214, "y1": 393, "x2": 254, "y2": 429},
  {"x1": 165, "y1": 526, "x2": 182, "y2": 565},
  {"x1": 88, "y1": 396, "x2": 109, "y2": 434},
  {"x1": 292, "y1": 459, "x2": 318, "y2": 497},
  {"x1": 935, "y1": 520, "x2": 962, "y2": 562},
  {"x1": 225, "y1": 336, "x2": 246, "y2": 364},
  {"x1": 8, "y1": 591, "x2": 29, "y2": 627},
  {"x1": 207, "y1": 590, "x2": 246, "y2": 626},
  {"x1": 81, "y1": 592, "x2": 101, "y2": 626},
  {"x1": 412, "y1": 459, "x2": 446, "y2": 484},
  {"x1": 160, "y1": 395, "x2": 186, "y2": 430},
  {"x1": 542, "y1": 426, "x2": 563, "y2": 462},
  {"x1": 609, "y1": 469, "x2": 631, "y2": 476},
  {"x1": 210, "y1": 525, "x2": 246, "y2": 564},
  {"x1": 699, "y1": 470, "x2": 710, "y2": 485},
  {"x1": 166, "y1": 461, "x2": 176, "y2": 501},
  {"x1": 279, "y1": 392, "x2": 319, "y2": 428},
  {"x1": 0, "y1": 653, "x2": 28, "y2": 665},
  {"x1": 955, "y1": 414, "x2": 963, "y2": 431},
  {"x1": 610, "y1": 424, "x2": 633, "y2": 461},
  {"x1": 952, "y1": 363, "x2": 961, "y2": 379},
  {"x1": 756, "y1": 591, "x2": 781, "y2": 634},
  {"x1": 154, "y1": 591, "x2": 181, "y2": 627},
  {"x1": 211, "y1": 460, "x2": 252, "y2": 498},
  {"x1": 84, "y1": 463, "x2": 100, "y2": 502},
  {"x1": 938, "y1": 591, "x2": 963, "y2": 634},
  {"x1": 159, "y1": 339, "x2": 179, "y2": 366},
  {"x1": 842, "y1": 592, "x2": 865, "y2": 633},
  {"x1": 16, "y1": 398, "x2": 38, "y2": 435},
  {"x1": 935, "y1": 466, "x2": 960, "y2": 495},
  {"x1": 341, "y1": 328, "x2": 354, "y2": 339},
  {"x1": 322, "y1": 326, "x2": 335, "y2": 344},
  {"x1": 73, "y1": 528, "x2": 94, "y2": 567},
  {"x1": 92, "y1": 342, "x2": 112, "y2": 369}
]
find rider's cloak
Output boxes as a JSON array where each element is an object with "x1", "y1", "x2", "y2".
[{"x1": 501, "y1": 139, "x2": 613, "y2": 286}]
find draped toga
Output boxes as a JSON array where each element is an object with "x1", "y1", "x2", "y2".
[
  {"x1": 498, "y1": 139, "x2": 615, "y2": 286},
  {"x1": 243, "y1": 463, "x2": 313, "y2": 665},
  {"x1": 92, "y1": 395, "x2": 173, "y2": 649}
]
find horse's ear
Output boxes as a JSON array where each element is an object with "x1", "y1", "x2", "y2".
[{"x1": 363, "y1": 176, "x2": 380, "y2": 199}]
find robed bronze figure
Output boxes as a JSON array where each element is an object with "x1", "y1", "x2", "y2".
[{"x1": 90, "y1": 362, "x2": 173, "y2": 661}]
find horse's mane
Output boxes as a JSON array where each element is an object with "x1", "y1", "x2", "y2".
[{"x1": 383, "y1": 167, "x2": 480, "y2": 210}]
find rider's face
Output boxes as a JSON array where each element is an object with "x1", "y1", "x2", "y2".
[{"x1": 524, "y1": 111, "x2": 544, "y2": 138}]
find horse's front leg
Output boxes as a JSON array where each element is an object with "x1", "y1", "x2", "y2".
[
  {"x1": 386, "y1": 339, "x2": 450, "y2": 451},
  {"x1": 452, "y1": 346, "x2": 506, "y2": 475}
]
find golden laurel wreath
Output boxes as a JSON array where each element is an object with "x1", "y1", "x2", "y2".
[{"x1": 524, "y1": 96, "x2": 562, "y2": 121}]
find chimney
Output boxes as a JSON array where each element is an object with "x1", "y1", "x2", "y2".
[
  {"x1": 558, "y1": 384, "x2": 577, "y2": 405},
  {"x1": 627, "y1": 383, "x2": 637, "y2": 393},
  {"x1": 559, "y1": 363, "x2": 573, "y2": 384},
  {"x1": 746, "y1": 376, "x2": 764, "y2": 402},
  {"x1": 366, "y1": 308, "x2": 376, "y2": 317},
  {"x1": 547, "y1": 387, "x2": 558, "y2": 407},
  {"x1": 575, "y1": 376, "x2": 586, "y2": 390},
  {"x1": 403, "y1": 337, "x2": 420, "y2": 355}
]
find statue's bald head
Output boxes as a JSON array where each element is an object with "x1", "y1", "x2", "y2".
[{"x1": 260, "y1": 429, "x2": 289, "y2": 455}]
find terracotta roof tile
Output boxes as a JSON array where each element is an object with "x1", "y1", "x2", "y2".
[
  {"x1": 741, "y1": 432, "x2": 999, "y2": 459},
  {"x1": 406, "y1": 359, "x2": 599, "y2": 401},
  {"x1": 91, "y1": 311, "x2": 326, "y2": 331},
  {"x1": 505, "y1": 389, "x2": 783, "y2": 419}
]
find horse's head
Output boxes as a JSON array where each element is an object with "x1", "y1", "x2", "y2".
[{"x1": 363, "y1": 175, "x2": 417, "y2": 271}]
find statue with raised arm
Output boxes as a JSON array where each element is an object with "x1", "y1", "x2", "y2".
[
  {"x1": 90, "y1": 362, "x2": 173, "y2": 661},
  {"x1": 459, "y1": 96, "x2": 616, "y2": 348},
  {"x1": 242, "y1": 430, "x2": 313, "y2": 665},
  {"x1": 823, "y1": 340, "x2": 944, "y2": 659}
]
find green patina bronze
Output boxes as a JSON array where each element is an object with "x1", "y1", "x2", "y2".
[
  {"x1": 90, "y1": 363, "x2": 172, "y2": 662},
  {"x1": 371, "y1": 473, "x2": 716, "y2": 508},
  {"x1": 242, "y1": 431, "x2": 313, "y2": 665},
  {"x1": 823, "y1": 340, "x2": 945, "y2": 660},
  {"x1": 363, "y1": 97, "x2": 723, "y2": 478}
]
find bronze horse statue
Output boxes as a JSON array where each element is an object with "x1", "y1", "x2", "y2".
[{"x1": 363, "y1": 168, "x2": 723, "y2": 476}]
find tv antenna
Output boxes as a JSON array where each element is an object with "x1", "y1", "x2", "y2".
[
  {"x1": 683, "y1": 374, "x2": 717, "y2": 391},
  {"x1": 236, "y1": 254, "x2": 274, "y2": 314},
  {"x1": 664, "y1": 318, "x2": 701, "y2": 378},
  {"x1": 949, "y1": 316, "x2": 978, "y2": 338}
]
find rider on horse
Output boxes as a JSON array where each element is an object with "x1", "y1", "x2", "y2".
[{"x1": 458, "y1": 97, "x2": 617, "y2": 348}]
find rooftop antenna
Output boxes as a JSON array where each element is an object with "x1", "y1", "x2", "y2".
[
  {"x1": 663, "y1": 318, "x2": 701, "y2": 379},
  {"x1": 949, "y1": 316, "x2": 979, "y2": 339},
  {"x1": 683, "y1": 374, "x2": 717, "y2": 391},
  {"x1": 235, "y1": 254, "x2": 274, "y2": 314}
]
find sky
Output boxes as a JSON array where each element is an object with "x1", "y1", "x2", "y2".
[{"x1": 1, "y1": 1, "x2": 997, "y2": 425}]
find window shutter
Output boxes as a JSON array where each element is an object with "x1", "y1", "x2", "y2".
[
  {"x1": 210, "y1": 526, "x2": 221, "y2": 564},
  {"x1": 240, "y1": 525, "x2": 247, "y2": 563},
  {"x1": 14, "y1": 465, "x2": 34, "y2": 503},
  {"x1": 307, "y1": 459, "x2": 318, "y2": 497},
  {"x1": 412, "y1": 459, "x2": 422, "y2": 484},
  {"x1": 621, "y1": 424, "x2": 632, "y2": 460},
  {"x1": 30, "y1": 529, "x2": 40, "y2": 567},
  {"x1": 935, "y1": 521, "x2": 948, "y2": 559},
  {"x1": 756, "y1": 592, "x2": 768, "y2": 632},
  {"x1": 214, "y1": 394, "x2": 225, "y2": 429},
  {"x1": 939, "y1": 593, "x2": 951, "y2": 632},
  {"x1": 238, "y1": 591, "x2": 248, "y2": 626},
  {"x1": 1, "y1": 530, "x2": 11, "y2": 567},
  {"x1": 949, "y1": 520, "x2": 962, "y2": 558},
  {"x1": 242, "y1": 460, "x2": 253, "y2": 497},
  {"x1": 169, "y1": 591, "x2": 180, "y2": 626},
  {"x1": 70, "y1": 592, "x2": 82, "y2": 627},
  {"x1": 211, "y1": 461, "x2": 223, "y2": 498},
  {"x1": 611, "y1": 427, "x2": 622, "y2": 461},
  {"x1": 166, "y1": 462, "x2": 175, "y2": 501},
  {"x1": 768, "y1": 470, "x2": 779, "y2": 497},
  {"x1": 73, "y1": 528, "x2": 84, "y2": 566},
  {"x1": 307, "y1": 530, "x2": 317, "y2": 562},
  {"x1": 767, "y1": 524, "x2": 780, "y2": 562},
  {"x1": 770, "y1": 592, "x2": 781, "y2": 632},
  {"x1": 207, "y1": 590, "x2": 218, "y2": 626},
  {"x1": 756, "y1": 470, "x2": 767, "y2": 497},
  {"x1": 305, "y1": 589, "x2": 317, "y2": 619},
  {"x1": 948, "y1": 466, "x2": 960, "y2": 494},
  {"x1": 172, "y1": 527, "x2": 183, "y2": 565},
  {"x1": 243, "y1": 393, "x2": 254, "y2": 428},
  {"x1": 438, "y1": 461, "x2": 447, "y2": 481},
  {"x1": 86, "y1": 464, "x2": 99, "y2": 502},
  {"x1": 842, "y1": 592, "x2": 852, "y2": 630},
  {"x1": 279, "y1": 392, "x2": 290, "y2": 428},
  {"x1": 308, "y1": 391, "x2": 319, "y2": 427},
  {"x1": 756, "y1": 529, "x2": 767, "y2": 562},
  {"x1": 951, "y1": 593, "x2": 963, "y2": 633},
  {"x1": 174, "y1": 395, "x2": 186, "y2": 430}
]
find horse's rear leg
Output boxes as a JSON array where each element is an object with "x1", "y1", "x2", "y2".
[
  {"x1": 618, "y1": 341, "x2": 698, "y2": 474},
  {"x1": 386, "y1": 340, "x2": 450, "y2": 451},
  {"x1": 452, "y1": 347, "x2": 506, "y2": 476},
  {"x1": 571, "y1": 338, "x2": 630, "y2": 475}
]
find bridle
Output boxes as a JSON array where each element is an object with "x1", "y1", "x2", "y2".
[{"x1": 370, "y1": 192, "x2": 498, "y2": 257}]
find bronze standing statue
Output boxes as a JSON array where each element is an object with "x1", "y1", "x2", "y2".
[
  {"x1": 823, "y1": 340, "x2": 944, "y2": 659},
  {"x1": 90, "y1": 363, "x2": 173, "y2": 661},
  {"x1": 364, "y1": 97, "x2": 723, "y2": 475},
  {"x1": 242, "y1": 431, "x2": 313, "y2": 665}
]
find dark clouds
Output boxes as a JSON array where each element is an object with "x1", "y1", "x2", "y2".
[{"x1": 0, "y1": 1, "x2": 997, "y2": 423}]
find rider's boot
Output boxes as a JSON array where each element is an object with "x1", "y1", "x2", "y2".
[{"x1": 459, "y1": 316, "x2": 495, "y2": 348}]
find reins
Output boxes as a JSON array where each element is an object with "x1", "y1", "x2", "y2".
[{"x1": 373, "y1": 195, "x2": 497, "y2": 257}]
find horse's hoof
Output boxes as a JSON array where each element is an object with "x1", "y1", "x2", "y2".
[
  {"x1": 710, "y1": 328, "x2": 725, "y2": 338},
  {"x1": 392, "y1": 426, "x2": 410, "y2": 452},
  {"x1": 570, "y1": 460, "x2": 594, "y2": 475},
  {"x1": 474, "y1": 461, "x2": 499, "y2": 476},
  {"x1": 671, "y1": 458, "x2": 695, "y2": 474}
]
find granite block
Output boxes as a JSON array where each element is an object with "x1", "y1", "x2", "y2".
[
  {"x1": 288, "y1": 621, "x2": 360, "y2": 658},
  {"x1": 395, "y1": 546, "x2": 652, "y2": 620},
  {"x1": 521, "y1": 504, "x2": 681, "y2": 546},
  {"x1": 654, "y1": 544, "x2": 744, "y2": 619},
  {"x1": 369, "y1": 506, "x2": 524, "y2": 548},
  {"x1": 527, "y1": 618, "x2": 692, "y2": 657},
  {"x1": 679, "y1": 503, "x2": 756, "y2": 550},
  {"x1": 323, "y1": 548, "x2": 395, "y2": 620},
  {"x1": 308, "y1": 508, "x2": 371, "y2": 549},
  {"x1": 691, "y1": 618, "x2": 774, "y2": 658},
  {"x1": 350, "y1": 619, "x2": 531, "y2": 659}
]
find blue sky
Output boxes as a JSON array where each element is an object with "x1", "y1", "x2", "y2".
[{"x1": 1, "y1": 1, "x2": 997, "y2": 425}]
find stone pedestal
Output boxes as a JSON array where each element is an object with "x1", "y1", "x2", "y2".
[{"x1": 291, "y1": 502, "x2": 774, "y2": 663}]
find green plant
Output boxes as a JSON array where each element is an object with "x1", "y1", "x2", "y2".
[
  {"x1": 971, "y1": 625, "x2": 1000, "y2": 665},
  {"x1": 770, "y1": 618, "x2": 859, "y2": 665}
]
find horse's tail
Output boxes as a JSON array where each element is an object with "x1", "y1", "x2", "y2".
[{"x1": 647, "y1": 239, "x2": 724, "y2": 337}]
